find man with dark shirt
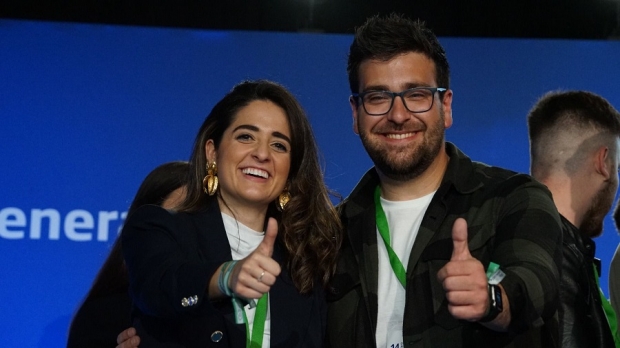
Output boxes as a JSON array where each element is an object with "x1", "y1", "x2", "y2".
[
  {"x1": 610, "y1": 206, "x2": 620, "y2": 337},
  {"x1": 327, "y1": 14, "x2": 563, "y2": 348},
  {"x1": 528, "y1": 90, "x2": 620, "y2": 348}
]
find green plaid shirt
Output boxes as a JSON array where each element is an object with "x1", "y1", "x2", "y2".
[{"x1": 327, "y1": 143, "x2": 562, "y2": 348}]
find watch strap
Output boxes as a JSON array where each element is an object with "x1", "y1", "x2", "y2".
[{"x1": 479, "y1": 284, "x2": 503, "y2": 323}]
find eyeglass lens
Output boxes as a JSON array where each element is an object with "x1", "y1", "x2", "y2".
[{"x1": 362, "y1": 88, "x2": 436, "y2": 115}]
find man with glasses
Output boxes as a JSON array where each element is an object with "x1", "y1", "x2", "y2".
[{"x1": 327, "y1": 14, "x2": 563, "y2": 348}]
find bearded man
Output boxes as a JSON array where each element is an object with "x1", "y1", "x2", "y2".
[
  {"x1": 528, "y1": 90, "x2": 620, "y2": 348},
  {"x1": 327, "y1": 14, "x2": 564, "y2": 348}
]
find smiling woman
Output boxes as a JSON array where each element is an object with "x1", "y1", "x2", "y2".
[
  {"x1": 205, "y1": 99, "x2": 292, "y2": 224},
  {"x1": 120, "y1": 80, "x2": 343, "y2": 348}
]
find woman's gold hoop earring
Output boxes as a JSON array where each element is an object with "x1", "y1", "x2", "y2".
[
  {"x1": 277, "y1": 187, "x2": 291, "y2": 211},
  {"x1": 202, "y1": 161, "x2": 218, "y2": 196}
]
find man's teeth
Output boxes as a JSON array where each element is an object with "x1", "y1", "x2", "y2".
[
  {"x1": 242, "y1": 168, "x2": 269, "y2": 178},
  {"x1": 386, "y1": 132, "x2": 415, "y2": 139}
]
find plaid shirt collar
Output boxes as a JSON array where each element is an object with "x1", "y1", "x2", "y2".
[{"x1": 342, "y1": 142, "x2": 484, "y2": 220}]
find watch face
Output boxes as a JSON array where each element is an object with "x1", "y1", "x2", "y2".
[
  {"x1": 490, "y1": 284, "x2": 503, "y2": 312},
  {"x1": 492, "y1": 285, "x2": 503, "y2": 312}
]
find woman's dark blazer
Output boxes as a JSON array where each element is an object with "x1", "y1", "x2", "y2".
[
  {"x1": 66, "y1": 292, "x2": 132, "y2": 348},
  {"x1": 121, "y1": 200, "x2": 326, "y2": 348}
]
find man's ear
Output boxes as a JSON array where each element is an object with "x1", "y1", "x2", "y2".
[
  {"x1": 350, "y1": 96, "x2": 360, "y2": 135},
  {"x1": 595, "y1": 146, "x2": 611, "y2": 179},
  {"x1": 442, "y1": 89, "x2": 453, "y2": 129}
]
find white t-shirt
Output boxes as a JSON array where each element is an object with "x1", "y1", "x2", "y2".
[
  {"x1": 375, "y1": 192, "x2": 435, "y2": 348},
  {"x1": 222, "y1": 212, "x2": 271, "y2": 348}
]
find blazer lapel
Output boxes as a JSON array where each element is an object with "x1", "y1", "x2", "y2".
[
  {"x1": 268, "y1": 242, "x2": 320, "y2": 347},
  {"x1": 191, "y1": 201, "x2": 233, "y2": 264}
]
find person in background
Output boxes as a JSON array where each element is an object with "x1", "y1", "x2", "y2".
[
  {"x1": 120, "y1": 80, "x2": 342, "y2": 347},
  {"x1": 609, "y1": 204, "x2": 620, "y2": 333},
  {"x1": 67, "y1": 161, "x2": 189, "y2": 348},
  {"x1": 528, "y1": 90, "x2": 620, "y2": 348},
  {"x1": 327, "y1": 14, "x2": 563, "y2": 347}
]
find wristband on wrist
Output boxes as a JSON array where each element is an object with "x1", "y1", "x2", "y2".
[
  {"x1": 486, "y1": 262, "x2": 505, "y2": 285},
  {"x1": 217, "y1": 260, "x2": 237, "y2": 297}
]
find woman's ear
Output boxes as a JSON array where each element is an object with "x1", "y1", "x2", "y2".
[{"x1": 205, "y1": 139, "x2": 216, "y2": 163}]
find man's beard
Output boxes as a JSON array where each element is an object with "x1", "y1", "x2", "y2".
[
  {"x1": 581, "y1": 179, "x2": 616, "y2": 238},
  {"x1": 359, "y1": 111, "x2": 445, "y2": 182},
  {"x1": 614, "y1": 200, "x2": 620, "y2": 232}
]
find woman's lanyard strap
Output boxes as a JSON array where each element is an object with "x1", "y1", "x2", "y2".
[{"x1": 241, "y1": 292, "x2": 268, "y2": 348}]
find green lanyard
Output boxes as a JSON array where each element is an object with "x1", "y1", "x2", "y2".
[
  {"x1": 241, "y1": 292, "x2": 269, "y2": 348},
  {"x1": 374, "y1": 186, "x2": 407, "y2": 288},
  {"x1": 593, "y1": 265, "x2": 620, "y2": 348}
]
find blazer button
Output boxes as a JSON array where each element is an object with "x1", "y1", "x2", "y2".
[{"x1": 211, "y1": 330, "x2": 223, "y2": 342}]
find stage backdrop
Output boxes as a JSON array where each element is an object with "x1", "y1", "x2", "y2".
[{"x1": 1, "y1": 19, "x2": 620, "y2": 347}]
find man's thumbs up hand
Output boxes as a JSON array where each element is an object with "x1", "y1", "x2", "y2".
[{"x1": 437, "y1": 218, "x2": 489, "y2": 321}]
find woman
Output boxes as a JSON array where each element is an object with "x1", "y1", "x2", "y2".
[
  {"x1": 121, "y1": 80, "x2": 342, "y2": 347},
  {"x1": 67, "y1": 161, "x2": 190, "y2": 348}
]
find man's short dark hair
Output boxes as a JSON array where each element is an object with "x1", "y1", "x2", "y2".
[
  {"x1": 528, "y1": 90, "x2": 620, "y2": 144},
  {"x1": 527, "y1": 90, "x2": 620, "y2": 177},
  {"x1": 347, "y1": 13, "x2": 450, "y2": 95}
]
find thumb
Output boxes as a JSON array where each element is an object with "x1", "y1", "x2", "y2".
[
  {"x1": 258, "y1": 217, "x2": 278, "y2": 257},
  {"x1": 451, "y1": 218, "x2": 472, "y2": 261}
]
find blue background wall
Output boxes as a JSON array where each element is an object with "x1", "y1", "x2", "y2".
[{"x1": 1, "y1": 19, "x2": 620, "y2": 347}]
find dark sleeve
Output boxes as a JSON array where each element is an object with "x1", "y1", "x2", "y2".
[
  {"x1": 66, "y1": 294, "x2": 132, "y2": 348},
  {"x1": 610, "y1": 245, "x2": 620, "y2": 318},
  {"x1": 491, "y1": 178, "x2": 562, "y2": 334},
  {"x1": 558, "y1": 226, "x2": 588, "y2": 347},
  {"x1": 121, "y1": 205, "x2": 221, "y2": 319}
]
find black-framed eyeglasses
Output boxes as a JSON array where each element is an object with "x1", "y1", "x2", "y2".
[{"x1": 351, "y1": 87, "x2": 447, "y2": 116}]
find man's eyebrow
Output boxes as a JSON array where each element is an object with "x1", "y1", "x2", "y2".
[
  {"x1": 362, "y1": 82, "x2": 432, "y2": 92},
  {"x1": 362, "y1": 84, "x2": 390, "y2": 92}
]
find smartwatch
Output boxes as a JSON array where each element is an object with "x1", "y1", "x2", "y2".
[{"x1": 479, "y1": 284, "x2": 503, "y2": 323}]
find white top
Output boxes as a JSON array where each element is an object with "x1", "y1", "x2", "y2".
[
  {"x1": 375, "y1": 192, "x2": 435, "y2": 348},
  {"x1": 222, "y1": 212, "x2": 271, "y2": 348}
]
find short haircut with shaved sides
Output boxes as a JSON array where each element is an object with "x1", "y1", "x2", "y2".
[{"x1": 527, "y1": 90, "x2": 620, "y2": 178}]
